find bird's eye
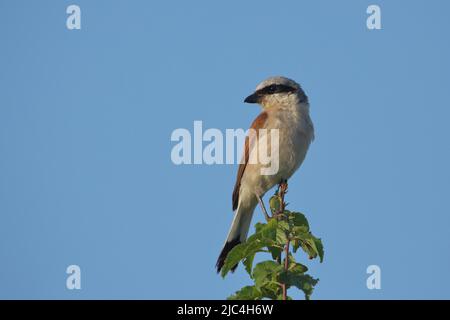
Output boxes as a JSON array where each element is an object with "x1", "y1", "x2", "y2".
[{"x1": 268, "y1": 85, "x2": 277, "y2": 93}]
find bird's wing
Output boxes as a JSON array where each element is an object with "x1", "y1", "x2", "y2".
[{"x1": 232, "y1": 111, "x2": 268, "y2": 211}]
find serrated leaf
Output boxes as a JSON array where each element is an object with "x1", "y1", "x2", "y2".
[
  {"x1": 288, "y1": 262, "x2": 308, "y2": 273},
  {"x1": 268, "y1": 245, "x2": 282, "y2": 262},
  {"x1": 259, "y1": 219, "x2": 278, "y2": 240},
  {"x1": 279, "y1": 270, "x2": 319, "y2": 300},
  {"x1": 292, "y1": 225, "x2": 309, "y2": 235},
  {"x1": 243, "y1": 253, "x2": 255, "y2": 276},
  {"x1": 289, "y1": 212, "x2": 310, "y2": 232},
  {"x1": 222, "y1": 194, "x2": 324, "y2": 301},
  {"x1": 252, "y1": 261, "x2": 283, "y2": 290},
  {"x1": 276, "y1": 227, "x2": 288, "y2": 244},
  {"x1": 269, "y1": 195, "x2": 281, "y2": 214},
  {"x1": 221, "y1": 243, "x2": 246, "y2": 277},
  {"x1": 277, "y1": 220, "x2": 289, "y2": 231},
  {"x1": 221, "y1": 241, "x2": 267, "y2": 277},
  {"x1": 227, "y1": 286, "x2": 262, "y2": 300},
  {"x1": 248, "y1": 220, "x2": 278, "y2": 244},
  {"x1": 260, "y1": 281, "x2": 283, "y2": 300},
  {"x1": 313, "y1": 237, "x2": 324, "y2": 263},
  {"x1": 294, "y1": 275, "x2": 318, "y2": 300},
  {"x1": 292, "y1": 239, "x2": 300, "y2": 253},
  {"x1": 254, "y1": 222, "x2": 266, "y2": 233},
  {"x1": 221, "y1": 220, "x2": 280, "y2": 277},
  {"x1": 300, "y1": 240, "x2": 318, "y2": 260},
  {"x1": 295, "y1": 232, "x2": 320, "y2": 260}
]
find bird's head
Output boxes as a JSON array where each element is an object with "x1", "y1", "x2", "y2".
[{"x1": 244, "y1": 76, "x2": 307, "y2": 108}]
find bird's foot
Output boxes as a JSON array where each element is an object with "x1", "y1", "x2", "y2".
[{"x1": 278, "y1": 180, "x2": 288, "y2": 195}]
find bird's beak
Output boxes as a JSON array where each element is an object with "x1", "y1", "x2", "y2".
[{"x1": 244, "y1": 92, "x2": 259, "y2": 104}]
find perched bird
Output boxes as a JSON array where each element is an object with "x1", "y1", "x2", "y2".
[{"x1": 216, "y1": 76, "x2": 315, "y2": 273}]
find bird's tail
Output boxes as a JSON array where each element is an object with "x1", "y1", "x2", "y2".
[{"x1": 216, "y1": 201, "x2": 257, "y2": 273}]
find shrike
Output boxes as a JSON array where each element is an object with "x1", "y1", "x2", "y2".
[{"x1": 216, "y1": 76, "x2": 315, "y2": 273}]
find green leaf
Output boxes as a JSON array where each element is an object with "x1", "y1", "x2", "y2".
[
  {"x1": 258, "y1": 218, "x2": 278, "y2": 241},
  {"x1": 277, "y1": 220, "x2": 290, "y2": 231},
  {"x1": 260, "y1": 282, "x2": 283, "y2": 300},
  {"x1": 292, "y1": 274, "x2": 319, "y2": 300},
  {"x1": 254, "y1": 222, "x2": 266, "y2": 233},
  {"x1": 269, "y1": 195, "x2": 281, "y2": 214},
  {"x1": 222, "y1": 191, "x2": 324, "y2": 301},
  {"x1": 248, "y1": 220, "x2": 278, "y2": 245},
  {"x1": 221, "y1": 243, "x2": 246, "y2": 277},
  {"x1": 292, "y1": 239, "x2": 300, "y2": 253},
  {"x1": 276, "y1": 221, "x2": 289, "y2": 244},
  {"x1": 294, "y1": 274, "x2": 318, "y2": 300},
  {"x1": 227, "y1": 286, "x2": 262, "y2": 300},
  {"x1": 243, "y1": 253, "x2": 255, "y2": 276},
  {"x1": 252, "y1": 261, "x2": 283, "y2": 290},
  {"x1": 314, "y1": 237, "x2": 324, "y2": 263},
  {"x1": 268, "y1": 245, "x2": 283, "y2": 262},
  {"x1": 290, "y1": 262, "x2": 308, "y2": 273},
  {"x1": 279, "y1": 270, "x2": 319, "y2": 300},
  {"x1": 221, "y1": 240, "x2": 268, "y2": 277},
  {"x1": 289, "y1": 212, "x2": 310, "y2": 233},
  {"x1": 221, "y1": 220, "x2": 281, "y2": 277},
  {"x1": 294, "y1": 232, "x2": 320, "y2": 260}
]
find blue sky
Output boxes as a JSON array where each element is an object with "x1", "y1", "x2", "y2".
[{"x1": 1, "y1": 0, "x2": 449, "y2": 299}]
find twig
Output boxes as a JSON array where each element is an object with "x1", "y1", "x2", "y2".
[
  {"x1": 257, "y1": 195, "x2": 271, "y2": 221},
  {"x1": 282, "y1": 239, "x2": 290, "y2": 300},
  {"x1": 276, "y1": 180, "x2": 288, "y2": 219},
  {"x1": 277, "y1": 180, "x2": 290, "y2": 300}
]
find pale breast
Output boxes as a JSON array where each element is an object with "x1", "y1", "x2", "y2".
[
  {"x1": 276, "y1": 109, "x2": 313, "y2": 180},
  {"x1": 242, "y1": 104, "x2": 314, "y2": 197}
]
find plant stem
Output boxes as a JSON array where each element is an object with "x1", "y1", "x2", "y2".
[
  {"x1": 278, "y1": 180, "x2": 290, "y2": 300},
  {"x1": 282, "y1": 239, "x2": 290, "y2": 300},
  {"x1": 279, "y1": 181, "x2": 287, "y2": 213},
  {"x1": 275, "y1": 181, "x2": 288, "y2": 219}
]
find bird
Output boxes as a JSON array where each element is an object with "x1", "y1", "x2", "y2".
[{"x1": 216, "y1": 76, "x2": 315, "y2": 273}]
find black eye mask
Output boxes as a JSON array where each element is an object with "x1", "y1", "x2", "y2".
[{"x1": 256, "y1": 84, "x2": 297, "y2": 96}]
